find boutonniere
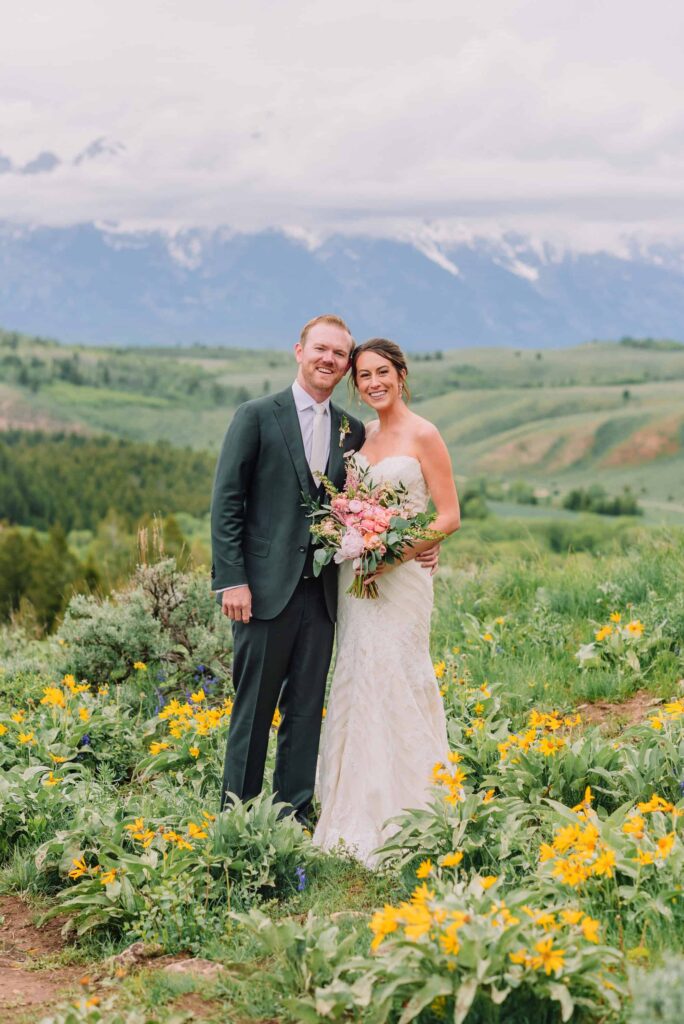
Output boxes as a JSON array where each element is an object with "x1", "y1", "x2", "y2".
[{"x1": 338, "y1": 414, "x2": 351, "y2": 447}]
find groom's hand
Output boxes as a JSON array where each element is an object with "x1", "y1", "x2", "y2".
[
  {"x1": 222, "y1": 585, "x2": 252, "y2": 623},
  {"x1": 416, "y1": 543, "x2": 440, "y2": 576}
]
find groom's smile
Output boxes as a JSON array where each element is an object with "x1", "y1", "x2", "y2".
[{"x1": 294, "y1": 320, "x2": 354, "y2": 401}]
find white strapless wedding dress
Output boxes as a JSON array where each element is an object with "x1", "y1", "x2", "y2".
[{"x1": 312, "y1": 453, "x2": 449, "y2": 867}]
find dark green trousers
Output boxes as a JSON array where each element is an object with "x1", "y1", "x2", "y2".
[{"x1": 220, "y1": 576, "x2": 335, "y2": 819}]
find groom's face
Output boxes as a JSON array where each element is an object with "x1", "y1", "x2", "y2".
[{"x1": 295, "y1": 323, "x2": 353, "y2": 397}]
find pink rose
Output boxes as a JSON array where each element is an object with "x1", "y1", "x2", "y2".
[{"x1": 348, "y1": 499, "x2": 363, "y2": 514}]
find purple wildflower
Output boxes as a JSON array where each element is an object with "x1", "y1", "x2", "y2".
[{"x1": 295, "y1": 866, "x2": 307, "y2": 891}]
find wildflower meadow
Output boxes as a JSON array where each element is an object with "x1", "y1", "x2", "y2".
[{"x1": 1, "y1": 518, "x2": 683, "y2": 1023}]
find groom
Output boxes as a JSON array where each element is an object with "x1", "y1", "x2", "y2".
[{"x1": 211, "y1": 314, "x2": 435, "y2": 824}]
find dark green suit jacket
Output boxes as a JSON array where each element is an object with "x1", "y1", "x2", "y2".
[{"x1": 210, "y1": 387, "x2": 365, "y2": 621}]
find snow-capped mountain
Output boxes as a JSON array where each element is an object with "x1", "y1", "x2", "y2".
[{"x1": 1, "y1": 221, "x2": 683, "y2": 348}]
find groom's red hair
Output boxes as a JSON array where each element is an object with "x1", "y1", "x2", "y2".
[{"x1": 299, "y1": 314, "x2": 354, "y2": 348}]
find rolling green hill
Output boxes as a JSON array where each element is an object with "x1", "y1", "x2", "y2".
[{"x1": 2, "y1": 328, "x2": 684, "y2": 517}]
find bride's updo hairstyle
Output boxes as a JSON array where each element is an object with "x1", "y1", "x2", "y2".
[{"x1": 351, "y1": 337, "x2": 411, "y2": 402}]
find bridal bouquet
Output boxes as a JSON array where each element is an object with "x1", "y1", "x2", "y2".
[{"x1": 304, "y1": 457, "x2": 443, "y2": 598}]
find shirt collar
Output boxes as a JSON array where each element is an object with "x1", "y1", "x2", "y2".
[{"x1": 292, "y1": 379, "x2": 331, "y2": 413}]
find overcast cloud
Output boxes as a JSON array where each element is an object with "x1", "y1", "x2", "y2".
[{"x1": 1, "y1": 0, "x2": 683, "y2": 248}]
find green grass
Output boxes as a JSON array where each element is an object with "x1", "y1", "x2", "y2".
[
  {"x1": 3, "y1": 331, "x2": 684, "y2": 513},
  {"x1": 1, "y1": 518, "x2": 684, "y2": 1022}
]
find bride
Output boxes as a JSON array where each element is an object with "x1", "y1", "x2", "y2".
[{"x1": 313, "y1": 337, "x2": 461, "y2": 867}]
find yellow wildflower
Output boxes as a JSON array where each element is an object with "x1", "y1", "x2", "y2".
[
  {"x1": 534, "y1": 937, "x2": 565, "y2": 975},
  {"x1": 78, "y1": 707, "x2": 90, "y2": 722},
  {"x1": 609, "y1": 611, "x2": 621, "y2": 622},
  {"x1": 594, "y1": 625, "x2": 613, "y2": 642},
  {"x1": 482, "y1": 633, "x2": 494, "y2": 643},
  {"x1": 622, "y1": 815, "x2": 645, "y2": 839},
  {"x1": 201, "y1": 810, "x2": 216, "y2": 822},
  {"x1": 560, "y1": 909, "x2": 583, "y2": 926},
  {"x1": 439, "y1": 923, "x2": 461, "y2": 956},
  {"x1": 411, "y1": 883, "x2": 435, "y2": 906},
  {"x1": 581, "y1": 916, "x2": 600, "y2": 943},
  {"x1": 440, "y1": 852, "x2": 463, "y2": 868},
  {"x1": 402, "y1": 903, "x2": 433, "y2": 941},
  {"x1": 18, "y1": 731, "x2": 34, "y2": 744},
  {"x1": 42, "y1": 772, "x2": 61, "y2": 787},
  {"x1": 11, "y1": 710, "x2": 25, "y2": 724},
  {"x1": 552, "y1": 859, "x2": 589, "y2": 887},
  {"x1": 572, "y1": 786, "x2": 594, "y2": 812},
  {"x1": 370, "y1": 905, "x2": 400, "y2": 951},
  {"x1": 190, "y1": 689, "x2": 206, "y2": 703},
  {"x1": 553, "y1": 824, "x2": 581, "y2": 854},
  {"x1": 125, "y1": 817, "x2": 145, "y2": 833},
  {"x1": 479, "y1": 875, "x2": 498, "y2": 890},
  {"x1": 592, "y1": 848, "x2": 616, "y2": 877},
  {"x1": 656, "y1": 832, "x2": 675, "y2": 860},
  {"x1": 41, "y1": 686, "x2": 67, "y2": 708},
  {"x1": 133, "y1": 661, "x2": 147, "y2": 670},
  {"x1": 539, "y1": 843, "x2": 556, "y2": 863},
  {"x1": 149, "y1": 741, "x2": 170, "y2": 755},
  {"x1": 100, "y1": 869, "x2": 117, "y2": 885},
  {"x1": 509, "y1": 949, "x2": 529, "y2": 966},
  {"x1": 187, "y1": 821, "x2": 208, "y2": 839},
  {"x1": 636, "y1": 849, "x2": 655, "y2": 866},
  {"x1": 68, "y1": 857, "x2": 89, "y2": 879},
  {"x1": 0, "y1": 724, "x2": 7, "y2": 736},
  {"x1": 50, "y1": 753, "x2": 67, "y2": 763},
  {"x1": 649, "y1": 715, "x2": 664, "y2": 730},
  {"x1": 189, "y1": 746, "x2": 200, "y2": 758},
  {"x1": 271, "y1": 708, "x2": 281, "y2": 729},
  {"x1": 638, "y1": 794, "x2": 674, "y2": 814},
  {"x1": 625, "y1": 620, "x2": 644, "y2": 637},
  {"x1": 433, "y1": 660, "x2": 446, "y2": 679},
  {"x1": 416, "y1": 858, "x2": 434, "y2": 879}
]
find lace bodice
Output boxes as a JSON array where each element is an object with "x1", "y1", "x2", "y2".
[{"x1": 350, "y1": 452, "x2": 430, "y2": 514}]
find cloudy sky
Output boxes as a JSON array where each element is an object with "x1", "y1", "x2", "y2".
[{"x1": 1, "y1": 0, "x2": 683, "y2": 246}]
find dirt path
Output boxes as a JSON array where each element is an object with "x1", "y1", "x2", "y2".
[
  {"x1": 0, "y1": 894, "x2": 83, "y2": 1023},
  {"x1": 576, "y1": 689, "x2": 662, "y2": 729}
]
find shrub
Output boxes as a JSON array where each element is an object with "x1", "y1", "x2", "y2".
[
  {"x1": 628, "y1": 954, "x2": 684, "y2": 1022},
  {"x1": 57, "y1": 559, "x2": 233, "y2": 685}
]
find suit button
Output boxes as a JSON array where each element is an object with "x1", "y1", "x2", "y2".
[{"x1": 298, "y1": 545, "x2": 306, "y2": 553}]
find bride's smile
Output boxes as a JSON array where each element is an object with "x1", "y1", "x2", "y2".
[{"x1": 356, "y1": 353, "x2": 400, "y2": 411}]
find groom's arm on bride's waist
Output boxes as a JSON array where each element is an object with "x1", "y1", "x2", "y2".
[{"x1": 210, "y1": 402, "x2": 260, "y2": 592}]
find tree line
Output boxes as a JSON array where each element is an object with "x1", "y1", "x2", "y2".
[{"x1": 0, "y1": 432, "x2": 215, "y2": 531}]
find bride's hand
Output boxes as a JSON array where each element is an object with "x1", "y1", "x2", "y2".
[
  {"x1": 363, "y1": 562, "x2": 393, "y2": 587},
  {"x1": 415, "y1": 542, "x2": 441, "y2": 576}
]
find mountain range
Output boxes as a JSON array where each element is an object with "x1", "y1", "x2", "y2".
[{"x1": 1, "y1": 221, "x2": 684, "y2": 349}]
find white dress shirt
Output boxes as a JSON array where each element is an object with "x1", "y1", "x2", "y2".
[{"x1": 215, "y1": 381, "x2": 330, "y2": 594}]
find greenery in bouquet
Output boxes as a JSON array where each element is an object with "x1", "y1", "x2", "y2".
[{"x1": 304, "y1": 459, "x2": 443, "y2": 598}]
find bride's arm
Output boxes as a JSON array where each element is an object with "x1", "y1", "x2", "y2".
[
  {"x1": 365, "y1": 427, "x2": 460, "y2": 587},
  {"x1": 400, "y1": 427, "x2": 460, "y2": 562}
]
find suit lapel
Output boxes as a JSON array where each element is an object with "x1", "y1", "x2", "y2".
[{"x1": 273, "y1": 388, "x2": 310, "y2": 494}]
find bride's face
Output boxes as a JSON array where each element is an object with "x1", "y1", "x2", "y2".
[{"x1": 355, "y1": 351, "x2": 404, "y2": 412}]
